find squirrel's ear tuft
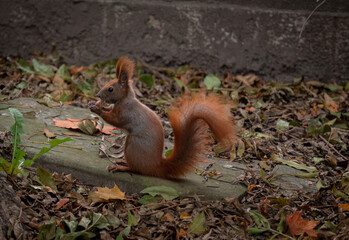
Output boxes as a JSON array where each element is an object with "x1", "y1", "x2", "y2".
[{"x1": 116, "y1": 56, "x2": 134, "y2": 87}]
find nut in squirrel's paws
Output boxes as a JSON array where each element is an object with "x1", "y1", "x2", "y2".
[{"x1": 88, "y1": 100, "x2": 102, "y2": 113}]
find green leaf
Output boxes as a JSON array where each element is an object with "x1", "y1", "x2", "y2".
[
  {"x1": 49, "y1": 138, "x2": 72, "y2": 148},
  {"x1": 313, "y1": 157, "x2": 325, "y2": 165},
  {"x1": 247, "y1": 227, "x2": 269, "y2": 235},
  {"x1": 204, "y1": 74, "x2": 221, "y2": 90},
  {"x1": 138, "y1": 194, "x2": 158, "y2": 205},
  {"x1": 15, "y1": 81, "x2": 28, "y2": 90},
  {"x1": 37, "y1": 220, "x2": 57, "y2": 240},
  {"x1": 8, "y1": 108, "x2": 26, "y2": 174},
  {"x1": 57, "y1": 64, "x2": 71, "y2": 81},
  {"x1": 63, "y1": 219, "x2": 78, "y2": 233},
  {"x1": 139, "y1": 74, "x2": 155, "y2": 90},
  {"x1": 277, "y1": 210, "x2": 285, "y2": 232},
  {"x1": 116, "y1": 226, "x2": 131, "y2": 240},
  {"x1": 248, "y1": 211, "x2": 270, "y2": 229},
  {"x1": 18, "y1": 59, "x2": 35, "y2": 73},
  {"x1": 174, "y1": 77, "x2": 187, "y2": 89},
  {"x1": 332, "y1": 185, "x2": 349, "y2": 201},
  {"x1": 276, "y1": 119, "x2": 289, "y2": 131},
  {"x1": 32, "y1": 59, "x2": 54, "y2": 78},
  {"x1": 289, "y1": 120, "x2": 301, "y2": 127},
  {"x1": 37, "y1": 165, "x2": 57, "y2": 191},
  {"x1": 237, "y1": 139, "x2": 245, "y2": 158},
  {"x1": 253, "y1": 101, "x2": 263, "y2": 109},
  {"x1": 31, "y1": 138, "x2": 73, "y2": 161},
  {"x1": 140, "y1": 186, "x2": 179, "y2": 200},
  {"x1": 9, "y1": 108, "x2": 25, "y2": 136},
  {"x1": 270, "y1": 154, "x2": 317, "y2": 173},
  {"x1": 78, "y1": 217, "x2": 91, "y2": 229},
  {"x1": 105, "y1": 214, "x2": 121, "y2": 229},
  {"x1": 89, "y1": 212, "x2": 110, "y2": 230},
  {"x1": 296, "y1": 172, "x2": 318, "y2": 178},
  {"x1": 316, "y1": 179, "x2": 326, "y2": 190},
  {"x1": 12, "y1": 148, "x2": 26, "y2": 171},
  {"x1": 188, "y1": 212, "x2": 205, "y2": 234},
  {"x1": 127, "y1": 210, "x2": 138, "y2": 227},
  {"x1": 0, "y1": 157, "x2": 17, "y2": 174},
  {"x1": 165, "y1": 149, "x2": 173, "y2": 157}
]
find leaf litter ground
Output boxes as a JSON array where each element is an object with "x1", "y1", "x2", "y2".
[{"x1": 0, "y1": 55, "x2": 348, "y2": 239}]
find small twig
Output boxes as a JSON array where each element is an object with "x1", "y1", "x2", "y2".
[
  {"x1": 299, "y1": 0, "x2": 327, "y2": 38},
  {"x1": 301, "y1": 82, "x2": 317, "y2": 97},
  {"x1": 126, "y1": 199, "x2": 184, "y2": 211},
  {"x1": 143, "y1": 202, "x2": 189, "y2": 216},
  {"x1": 27, "y1": 132, "x2": 43, "y2": 140},
  {"x1": 25, "y1": 140, "x2": 83, "y2": 150},
  {"x1": 319, "y1": 135, "x2": 348, "y2": 161},
  {"x1": 136, "y1": 57, "x2": 174, "y2": 83}
]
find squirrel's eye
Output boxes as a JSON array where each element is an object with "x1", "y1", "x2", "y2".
[{"x1": 108, "y1": 87, "x2": 113, "y2": 92}]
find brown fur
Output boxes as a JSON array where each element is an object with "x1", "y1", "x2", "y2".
[{"x1": 89, "y1": 56, "x2": 236, "y2": 179}]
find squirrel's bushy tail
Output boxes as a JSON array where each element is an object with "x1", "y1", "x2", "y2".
[{"x1": 160, "y1": 93, "x2": 235, "y2": 178}]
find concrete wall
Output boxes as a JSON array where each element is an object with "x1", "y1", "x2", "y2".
[{"x1": 0, "y1": 0, "x2": 348, "y2": 82}]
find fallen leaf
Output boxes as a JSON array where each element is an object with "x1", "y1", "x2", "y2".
[
  {"x1": 44, "y1": 125, "x2": 56, "y2": 138},
  {"x1": 70, "y1": 66, "x2": 85, "y2": 75},
  {"x1": 323, "y1": 93, "x2": 338, "y2": 113},
  {"x1": 180, "y1": 212, "x2": 192, "y2": 220},
  {"x1": 188, "y1": 212, "x2": 206, "y2": 234},
  {"x1": 88, "y1": 183, "x2": 125, "y2": 202},
  {"x1": 52, "y1": 118, "x2": 117, "y2": 135},
  {"x1": 235, "y1": 74, "x2": 259, "y2": 86},
  {"x1": 286, "y1": 211, "x2": 318, "y2": 237},
  {"x1": 127, "y1": 210, "x2": 138, "y2": 226},
  {"x1": 178, "y1": 228, "x2": 186, "y2": 238},
  {"x1": 270, "y1": 154, "x2": 317, "y2": 173},
  {"x1": 140, "y1": 186, "x2": 179, "y2": 200},
  {"x1": 56, "y1": 198, "x2": 69, "y2": 209},
  {"x1": 161, "y1": 212, "x2": 175, "y2": 222},
  {"x1": 338, "y1": 203, "x2": 349, "y2": 211},
  {"x1": 245, "y1": 106, "x2": 257, "y2": 111}
]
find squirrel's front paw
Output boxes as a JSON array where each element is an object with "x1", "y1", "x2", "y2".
[{"x1": 88, "y1": 100, "x2": 102, "y2": 114}]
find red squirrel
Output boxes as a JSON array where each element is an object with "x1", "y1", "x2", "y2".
[{"x1": 88, "y1": 56, "x2": 235, "y2": 178}]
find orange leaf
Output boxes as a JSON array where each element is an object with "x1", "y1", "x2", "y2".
[
  {"x1": 70, "y1": 66, "x2": 85, "y2": 75},
  {"x1": 338, "y1": 203, "x2": 349, "y2": 211},
  {"x1": 44, "y1": 125, "x2": 56, "y2": 138},
  {"x1": 52, "y1": 118, "x2": 117, "y2": 135},
  {"x1": 286, "y1": 210, "x2": 318, "y2": 237},
  {"x1": 324, "y1": 93, "x2": 338, "y2": 113},
  {"x1": 56, "y1": 198, "x2": 69, "y2": 209},
  {"x1": 245, "y1": 106, "x2": 256, "y2": 111},
  {"x1": 180, "y1": 212, "x2": 191, "y2": 220},
  {"x1": 178, "y1": 228, "x2": 186, "y2": 238},
  {"x1": 88, "y1": 183, "x2": 125, "y2": 202}
]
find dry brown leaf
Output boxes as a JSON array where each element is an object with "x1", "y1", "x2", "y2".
[
  {"x1": 63, "y1": 132, "x2": 81, "y2": 136},
  {"x1": 324, "y1": 93, "x2": 338, "y2": 113},
  {"x1": 338, "y1": 203, "x2": 349, "y2": 211},
  {"x1": 52, "y1": 118, "x2": 117, "y2": 135},
  {"x1": 70, "y1": 66, "x2": 85, "y2": 75},
  {"x1": 180, "y1": 212, "x2": 192, "y2": 220},
  {"x1": 161, "y1": 212, "x2": 175, "y2": 222},
  {"x1": 88, "y1": 183, "x2": 125, "y2": 202},
  {"x1": 56, "y1": 198, "x2": 69, "y2": 209},
  {"x1": 44, "y1": 125, "x2": 56, "y2": 138},
  {"x1": 286, "y1": 210, "x2": 318, "y2": 237}
]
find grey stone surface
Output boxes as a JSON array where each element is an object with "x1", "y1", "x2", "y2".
[
  {"x1": 0, "y1": 98, "x2": 247, "y2": 200},
  {"x1": 271, "y1": 165, "x2": 317, "y2": 193},
  {"x1": 0, "y1": 0, "x2": 348, "y2": 82}
]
